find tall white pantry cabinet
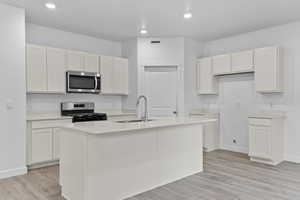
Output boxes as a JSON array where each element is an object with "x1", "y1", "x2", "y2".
[{"x1": 26, "y1": 44, "x2": 129, "y2": 95}]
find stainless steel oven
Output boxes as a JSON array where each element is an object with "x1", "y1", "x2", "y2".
[{"x1": 66, "y1": 71, "x2": 101, "y2": 93}]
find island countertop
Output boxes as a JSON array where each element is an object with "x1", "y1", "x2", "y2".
[{"x1": 60, "y1": 117, "x2": 217, "y2": 135}]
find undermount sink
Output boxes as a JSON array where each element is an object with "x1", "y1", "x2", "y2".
[{"x1": 116, "y1": 119, "x2": 154, "y2": 123}]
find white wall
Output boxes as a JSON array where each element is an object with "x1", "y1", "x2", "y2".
[
  {"x1": 0, "y1": 4, "x2": 27, "y2": 178},
  {"x1": 121, "y1": 39, "x2": 138, "y2": 110},
  {"x1": 137, "y1": 37, "x2": 185, "y2": 116},
  {"x1": 26, "y1": 24, "x2": 122, "y2": 56},
  {"x1": 26, "y1": 24, "x2": 124, "y2": 113},
  {"x1": 194, "y1": 22, "x2": 300, "y2": 162},
  {"x1": 184, "y1": 38, "x2": 205, "y2": 114}
]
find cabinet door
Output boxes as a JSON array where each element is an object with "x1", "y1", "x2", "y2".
[
  {"x1": 249, "y1": 125, "x2": 271, "y2": 159},
  {"x1": 26, "y1": 45, "x2": 47, "y2": 92},
  {"x1": 47, "y1": 47, "x2": 66, "y2": 93},
  {"x1": 31, "y1": 128, "x2": 53, "y2": 163},
  {"x1": 113, "y1": 57, "x2": 129, "y2": 95},
  {"x1": 231, "y1": 50, "x2": 254, "y2": 73},
  {"x1": 53, "y1": 128, "x2": 61, "y2": 160},
  {"x1": 197, "y1": 58, "x2": 218, "y2": 94},
  {"x1": 67, "y1": 50, "x2": 85, "y2": 71},
  {"x1": 254, "y1": 46, "x2": 282, "y2": 93},
  {"x1": 99, "y1": 56, "x2": 114, "y2": 94},
  {"x1": 212, "y1": 54, "x2": 231, "y2": 75},
  {"x1": 84, "y1": 53, "x2": 99, "y2": 73}
]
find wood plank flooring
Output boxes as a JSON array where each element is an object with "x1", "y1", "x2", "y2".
[{"x1": 1, "y1": 150, "x2": 300, "y2": 200}]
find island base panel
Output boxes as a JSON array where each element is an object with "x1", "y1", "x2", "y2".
[{"x1": 60, "y1": 124, "x2": 204, "y2": 200}]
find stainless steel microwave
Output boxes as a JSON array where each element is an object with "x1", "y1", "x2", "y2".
[{"x1": 66, "y1": 71, "x2": 101, "y2": 94}]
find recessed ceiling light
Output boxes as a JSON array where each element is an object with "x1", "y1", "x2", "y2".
[
  {"x1": 45, "y1": 2, "x2": 56, "y2": 10},
  {"x1": 140, "y1": 29, "x2": 148, "y2": 34},
  {"x1": 184, "y1": 12, "x2": 192, "y2": 19}
]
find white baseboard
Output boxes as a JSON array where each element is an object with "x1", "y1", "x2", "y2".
[
  {"x1": 285, "y1": 154, "x2": 300, "y2": 164},
  {"x1": 0, "y1": 167, "x2": 27, "y2": 179},
  {"x1": 221, "y1": 144, "x2": 248, "y2": 154}
]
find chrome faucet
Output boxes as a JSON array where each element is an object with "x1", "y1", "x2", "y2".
[{"x1": 136, "y1": 95, "x2": 148, "y2": 121}]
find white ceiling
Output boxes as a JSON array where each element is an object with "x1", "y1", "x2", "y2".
[{"x1": 2, "y1": 0, "x2": 300, "y2": 41}]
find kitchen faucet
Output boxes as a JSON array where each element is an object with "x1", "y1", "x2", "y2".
[{"x1": 136, "y1": 95, "x2": 148, "y2": 121}]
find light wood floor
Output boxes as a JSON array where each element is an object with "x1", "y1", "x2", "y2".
[{"x1": 1, "y1": 150, "x2": 300, "y2": 200}]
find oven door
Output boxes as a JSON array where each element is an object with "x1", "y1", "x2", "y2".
[{"x1": 67, "y1": 71, "x2": 101, "y2": 93}]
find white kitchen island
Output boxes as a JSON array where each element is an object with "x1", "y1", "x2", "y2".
[{"x1": 59, "y1": 117, "x2": 216, "y2": 200}]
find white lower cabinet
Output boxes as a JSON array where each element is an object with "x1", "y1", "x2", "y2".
[
  {"x1": 190, "y1": 113, "x2": 219, "y2": 152},
  {"x1": 31, "y1": 129, "x2": 53, "y2": 164},
  {"x1": 249, "y1": 126, "x2": 271, "y2": 159},
  {"x1": 248, "y1": 117, "x2": 284, "y2": 165},
  {"x1": 27, "y1": 119, "x2": 72, "y2": 168},
  {"x1": 53, "y1": 128, "x2": 61, "y2": 160}
]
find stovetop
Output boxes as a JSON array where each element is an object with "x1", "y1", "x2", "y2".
[
  {"x1": 70, "y1": 113, "x2": 107, "y2": 123},
  {"x1": 60, "y1": 102, "x2": 107, "y2": 123}
]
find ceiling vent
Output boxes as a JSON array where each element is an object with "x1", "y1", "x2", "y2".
[{"x1": 151, "y1": 41, "x2": 161, "y2": 44}]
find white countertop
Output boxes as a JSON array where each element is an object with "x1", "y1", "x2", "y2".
[
  {"x1": 60, "y1": 117, "x2": 217, "y2": 135},
  {"x1": 27, "y1": 110, "x2": 136, "y2": 121},
  {"x1": 248, "y1": 111, "x2": 285, "y2": 119},
  {"x1": 26, "y1": 113, "x2": 73, "y2": 121},
  {"x1": 189, "y1": 109, "x2": 219, "y2": 117}
]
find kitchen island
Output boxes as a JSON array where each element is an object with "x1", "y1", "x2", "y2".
[{"x1": 59, "y1": 117, "x2": 216, "y2": 200}]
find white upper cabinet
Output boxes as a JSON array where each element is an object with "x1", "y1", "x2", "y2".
[
  {"x1": 46, "y1": 47, "x2": 66, "y2": 93},
  {"x1": 231, "y1": 50, "x2": 254, "y2": 73},
  {"x1": 26, "y1": 45, "x2": 47, "y2": 92},
  {"x1": 113, "y1": 57, "x2": 129, "y2": 95},
  {"x1": 66, "y1": 50, "x2": 85, "y2": 71},
  {"x1": 26, "y1": 44, "x2": 128, "y2": 95},
  {"x1": 67, "y1": 51, "x2": 99, "y2": 73},
  {"x1": 254, "y1": 46, "x2": 283, "y2": 93},
  {"x1": 84, "y1": 53, "x2": 99, "y2": 73},
  {"x1": 99, "y1": 56, "x2": 129, "y2": 95},
  {"x1": 100, "y1": 56, "x2": 114, "y2": 94},
  {"x1": 212, "y1": 54, "x2": 231, "y2": 75},
  {"x1": 197, "y1": 57, "x2": 218, "y2": 94}
]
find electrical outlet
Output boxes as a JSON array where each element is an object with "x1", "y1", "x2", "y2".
[{"x1": 233, "y1": 139, "x2": 237, "y2": 144}]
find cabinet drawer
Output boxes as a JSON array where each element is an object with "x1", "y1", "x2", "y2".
[
  {"x1": 32, "y1": 119, "x2": 72, "y2": 129},
  {"x1": 248, "y1": 118, "x2": 271, "y2": 126}
]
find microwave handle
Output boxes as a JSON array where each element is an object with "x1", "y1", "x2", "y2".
[{"x1": 94, "y1": 76, "x2": 98, "y2": 90}]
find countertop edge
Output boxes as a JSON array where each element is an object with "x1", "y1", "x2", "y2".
[
  {"x1": 26, "y1": 112, "x2": 137, "y2": 121},
  {"x1": 60, "y1": 118, "x2": 217, "y2": 135}
]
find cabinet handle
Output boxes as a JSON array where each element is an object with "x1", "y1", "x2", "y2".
[{"x1": 95, "y1": 76, "x2": 98, "y2": 90}]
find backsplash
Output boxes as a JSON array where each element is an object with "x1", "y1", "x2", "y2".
[{"x1": 27, "y1": 94, "x2": 122, "y2": 113}]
